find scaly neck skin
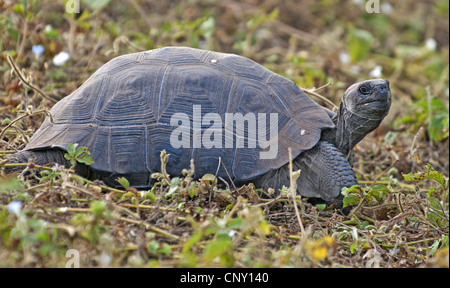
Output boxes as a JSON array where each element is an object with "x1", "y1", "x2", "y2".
[{"x1": 334, "y1": 101, "x2": 385, "y2": 157}]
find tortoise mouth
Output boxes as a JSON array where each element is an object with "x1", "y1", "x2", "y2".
[
  {"x1": 362, "y1": 99, "x2": 390, "y2": 107},
  {"x1": 360, "y1": 90, "x2": 391, "y2": 108}
]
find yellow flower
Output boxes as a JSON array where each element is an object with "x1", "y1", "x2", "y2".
[
  {"x1": 305, "y1": 236, "x2": 336, "y2": 262},
  {"x1": 312, "y1": 247, "x2": 329, "y2": 262}
]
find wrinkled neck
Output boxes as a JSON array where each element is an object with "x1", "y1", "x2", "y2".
[{"x1": 335, "y1": 102, "x2": 384, "y2": 156}]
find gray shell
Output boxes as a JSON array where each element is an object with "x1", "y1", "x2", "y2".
[{"x1": 25, "y1": 47, "x2": 334, "y2": 187}]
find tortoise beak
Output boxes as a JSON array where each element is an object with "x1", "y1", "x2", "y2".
[{"x1": 375, "y1": 80, "x2": 390, "y2": 103}]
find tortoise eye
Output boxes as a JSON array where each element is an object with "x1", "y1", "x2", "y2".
[{"x1": 359, "y1": 85, "x2": 371, "y2": 95}]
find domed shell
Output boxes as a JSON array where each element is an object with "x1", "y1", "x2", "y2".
[{"x1": 25, "y1": 47, "x2": 334, "y2": 188}]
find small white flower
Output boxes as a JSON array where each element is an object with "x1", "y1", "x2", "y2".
[
  {"x1": 425, "y1": 38, "x2": 437, "y2": 51},
  {"x1": 97, "y1": 253, "x2": 112, "y2": 267},
  {"x1": 228, "y1": 230, "x2": 237, "y2": 237},
  {"x1": 339, "y1": 52, "x2": 351, "y2": 64},
  {"x1": 8, "y1": 200, "x2": 22, "y2": 216},
  {"x1": 369, "y1": 65, "x2": 383, "y2": 78},
  {"x1": 44, "y1": 24, "x2": 53, "y2": 33},
  {"x1": 381, "y1": 2, "x2": 393, "y2": 14},
  {"x1": 53, "y1": 51, "x2": 70, "y2": 66}
]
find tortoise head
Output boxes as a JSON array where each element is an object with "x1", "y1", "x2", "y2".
[
  {"x1": 334, "y1": 79, "x2": 392, "y2": 156},
  {"x1": 342, "y1": 79, "x2": 391, "y2": 120}
]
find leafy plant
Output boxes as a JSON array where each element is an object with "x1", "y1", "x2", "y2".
[
  {"x1": 430, "y1": 235, "x2": 449, "y2": 256},
  {"x1": 396, "y1": 92, "x2": 449, "y2": 143},
  {"x1": 70, "y1": 200, "x2": 111, "y2": 244},
  {"x1": 64, "y1": 143, "x2": 94, "y2": 167},
  {"x1": 402, "y1": 164, "x2": 448, "y2": 190},
  {"x1": 346, "y1": 28, "x2": 374, "y2": 62},
  {"x1": 342, "y1": 184, "x2": 391, "y2": 208},
  {"x1": 403, "y1": 164, "x2": 449, "y2": 229},
  {"x1": 39, "y1": 166, "x2": 61, "y2": 189},
  {"x1": 116, "y1": 177, "x2": 130, "y2": 190}
]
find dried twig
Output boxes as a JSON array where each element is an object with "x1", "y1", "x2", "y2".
[
  {"x1": 111, "y1": 36, "x2": 146, "y2": 55},
  {"x1": 7, "y1": 54, "x2": 57, "y2": 103},
  {"x1": 303, "y1": 87, "x2": 338, "y2": 112},
  {"x1": 221, "y1": 159, "x2": 237, "y2": 191},
  {"x1": 0, "y1": 109, "x2": 51, "y2": 141},
  {"x1": 210, "y1": 157, "x2": 222, "y2": 208},
  {"x1": 288, "y1": 147, "x2": 305, "y2": 236}
]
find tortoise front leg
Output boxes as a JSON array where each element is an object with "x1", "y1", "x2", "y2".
[
  {"x1": 255, "y1": 141, "x2": 358, "y2": 213},
  {"x1": 293, "y1": 141, "x2": 358, "y2": 211}
]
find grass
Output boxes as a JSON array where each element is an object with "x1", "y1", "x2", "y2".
[{"x1": 0, "y1": 0, "x2": 449, "y2": 268}]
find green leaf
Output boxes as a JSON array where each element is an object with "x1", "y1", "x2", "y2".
[
  {"x1": 148, "y1": 240, "x2": 159, "y2": 254},
  {"x1": 166, "y1": 177, "x2": 182, "y2": 198},
  {"x1": 90, "y1": 200, "x2": 107, "y2": 217},
  {"x1": 39, "y1": 172, "x2": 61, "y2": 183},
  {"x1": 429, "y1": 241, "x2": 440, "y2": 256},
  {"x1": 427, "y1": 197, "x2": 447, "y2": 228},
  {"x1": 342, "y1": 185, "x2": 363, "y2": 207},
  {"x1": 347, "y1": 28, "x2": 374, "y2": 62},
  {"x1": 201, "y1": 174, "x2": 216, "y2": 183},
  {"x1": 187, "y1": 182, "x2": 199, "y2": 198},
  {"x1": 171, "y1": 177, "x2": 182, "y2": 186},
  {"x1": 343, "y1": 193, "x2": 360, "y2": 208},
  {"x1": 67, "y1": 143, "x2": 77, "y2": 156},
  {"x1": 145, "y1": 191, "x2": 157, "y2": 202},
  {"x1": 350, "y1": 243, "x2": 356, "y2": 254},
  {"x1": 228, "y1": 217, "x2": 243, "y2": 230},
  {"x1": 65, "y1": 143, "x2": 94, "y2": 167},
  {"x1": 158, "y1": 243, "x2": 171, "y2": 256},
  {"x1": 119, "y1": 191, "x2": 136, "y2": 202},
  {"x1": 74, "y1": 146, "x2": 88, "y2": 158},
  {"x1": 116, "y1": 177, "x2": 130, "y2": 189},
  {"x1": 44, "y1": 26, "x2": 59, "y2": 39},
  {"x1": 12, "y1": 4, "x2": 25, "y2": 15},
  {"x1": 428, "y1": 113, "x2": 449, "y2": 142},
  {"x1": 2, "y1": 118, "x2": 11, "y2": 125},
  {"x1": 203, "y1": 234, "x2": 232, "y2": 262},
  {"x1": 77, "y1": 154, "x2": 94, "y2": 166},
  {"x1": 369, "y1": 184, "x2": 391, "y2": 202},
  {"x1": 402, "y1": 164, "x2": 446, "y2": 188}
]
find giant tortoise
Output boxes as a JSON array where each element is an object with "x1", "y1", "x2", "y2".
[{"x1": 6, "y1": 47, "x2": 391, "y2": 208}]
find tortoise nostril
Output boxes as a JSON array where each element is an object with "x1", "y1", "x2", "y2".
[{"x1": 378, "y1": 83, "x2": 388, "y2": 92}]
